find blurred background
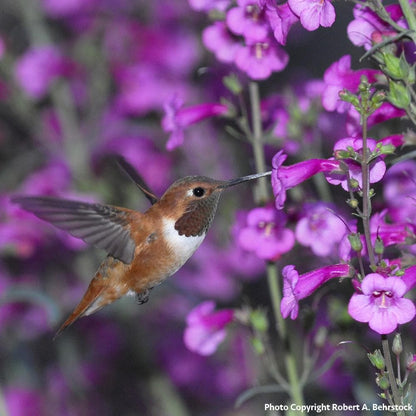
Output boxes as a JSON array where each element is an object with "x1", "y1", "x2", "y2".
[{"x1": 0, "y1": 0, "x2": 394, "y2": 415}]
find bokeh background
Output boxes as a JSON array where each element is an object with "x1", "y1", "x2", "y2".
[{"x1": 1, "y1": 0, "x2": 407, "y2": 415}]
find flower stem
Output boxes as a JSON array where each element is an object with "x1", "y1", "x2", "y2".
[
  {"x1": 248, "y1": 81, "x2": 304, "y2": 407},
  {"x1": 398, "y1": 0, "x2": 416, "y2": 33},
  {"x1": 360, "y1": 114, "x2": 376, "y2": 268},
  {"x1": 381, "y1": 336, "x2": 404, "y2": 416}
]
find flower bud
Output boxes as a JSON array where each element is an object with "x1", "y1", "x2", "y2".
[
  {"x1": 382, "y1": 52, "x2": 407, "y2": 80},
  {"x1": 406, "y1": 353, "x2": 416, "y2": 372},
  {"x1": 347, "y1": 198, "x2": 359, "y2": 209},
  {"x1": 375, "y1": 236, "x2": 384, "y2": 256},
  {"x1": 251, "y1": 337, "x2": 265, "y2": 355},
  {"x1": 223, "y1": 74, "x2": 243, "y2": 95},
  {"x1": 368, "y1": 349, "x2": 385, "y2": 370},
  {"x1": 339, "y1": 90, "x2": 360, "y2": 108},
  {"x1": 314, "y1": 327, "x2": 327, "y2": 348},
  {"x1": 250, "y1": 309, "x2": 269, "y2": 332},
  {"x1": 376, "y1": 374, "x2": 390, "y2": 390},
  {"x1": 349, "y1": 178, "x2": 359, "y2": 190},
  {"x1": 348, "y1": 233, "x2": 363, "y2": 252},
  {"x1": 392, "y1": 333, "x2": 403, "y2": 355},
  {"x1": 388, "y1": 80, "x2": 411, "y2": 109}
]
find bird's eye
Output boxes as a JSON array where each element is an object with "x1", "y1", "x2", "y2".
[{"x1": 192, "y1": 187, "x2": 205, "y2": 197}]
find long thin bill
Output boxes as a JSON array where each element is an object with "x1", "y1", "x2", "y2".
[{"x1": 220, "y1": 171, "x2": 272, "y2": 188}]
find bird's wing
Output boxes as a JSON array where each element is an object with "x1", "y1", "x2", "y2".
[
  {"x1": 12, "y1": 196, "x2": 138, "y2": 264},
  {"x1": 114, "y1": 155, "x2": 159, "y2": 205}
]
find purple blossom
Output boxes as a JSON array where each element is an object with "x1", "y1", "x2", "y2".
[
  {"x1": 226, "y1": 0, "x2": 270, "y2": 43},
  {"x1": 236, "y1": 206, "x2": 295, "y2": 261},
  {"x1": 234, "y1": 40, "x2": 289, "y2": 80},
  {"x1": 184, "y1": 301, "x2": 234, "y2": 356},
  {"x1": 15, "y1": 46, "x2": 74, "y2": 99},
  {"x1": 322, "y1": 55, "x2": 379, "y2": 113},
  {"x1": 265, "y1": 1, "x2": 299, "y2": 45},
  {"x1": 41, "y1": 0, "x2": 98, "y2": 18},
  {"x1": 348, "y1": 273, "x2": 416, "y2": 334},
  {"x1": 346, "y1": 102, "x2": 406, "y2": 135},
  {"x1": 281, "y1": 264, "x2": 351, "y2": 319},
  {"x1": 4, "y1": 387, "x2": 43, "y2": 416},
  {"x1": 347, "y1": 4, "x2": 405, "y2": 50},
  {"x1": 288, "y1": 0, "x2": 335, "y2": 31},
  {"x1": 271, "y1": 150, "x2": 341, "y2": 209},
  {"x1": 325, "y1": 137, "x2": 386, "y2": 191},
  {"x1": 202, "y1": 22, "x2": 240, "y2": 64},
  {"x1": 384, "y1": 160, "x2": 416, "y2": 223},
  {"x1": 162, "y1": 96, "x2": 229, "y2": 150},
  {"x1": 188, "y1": 0, "x2": 231, "y2": 12},
  {"x1": 295, "y1": 203, "x2": 347, "y2": 257}
]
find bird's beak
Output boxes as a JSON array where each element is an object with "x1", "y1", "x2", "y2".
[{"x1": 219, "y1": 171, "x2": 272, "y2": 188}]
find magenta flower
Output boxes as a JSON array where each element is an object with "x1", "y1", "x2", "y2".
[
  {"x1": 325, "y1": 137, "x2": 386, "y2": 191},
  {"x1": 236, "y1": 206, "x2": 295, "y2": 260},
  {"x1": 265, "y1": 1, "x2": 299, "y2": 45},
  {"x1": 41, "y1": 0, "x2": 98, "y2": 18},
  {"x1": 348, "y1": 273, "x2": 416, "y2": 334},
  {"x1": 295, "y1": 203, "x2": 347, "y2": 257},
  {"x1": 234, "y1": 40, "x2": 289, "y2": 80},
  {"x1": 384, "y1": 160, "x2": 416, "y2": 223},
  {"x1": 288, "y1": 0, "x2": 335, "y2": 31},
  {"x1": 226, "y1": 0, "x2": 270, "y2": 43},
  {"x1": 15, "y1": 46, "x2": 74, "y2": 99},
  {"x1": 202, "y1": 22, "x2": 240, "y2": 64},
  {"x1": 271, "y1": 150, "x2": 341, "y2": 209},
  {"x1": 322, "y1": 55, "x2": 379, "y2": 113},
  {"x1": 281, "y1": 264, "x2": 351, "y2": 319},
  {"x1": 162, "y1": 96, "x2": 228, "y2": 150},
  {"x1": 347, "y1": 4, "x2": 405, "y2": 50},
  {"x1": 188, "y1": 0, "x2": 231, "y2": 12},
  {"x1": 183, "y1": 301, "x2": 234, "y2": 356}
]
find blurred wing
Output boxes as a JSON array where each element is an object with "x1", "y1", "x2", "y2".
[{"x1": 12, "y1": 196, "x2": 137, "y2": 264}]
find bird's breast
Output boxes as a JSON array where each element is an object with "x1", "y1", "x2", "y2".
[{"x1": 162, "y1": 217, "x2": 205, "y2": 272}]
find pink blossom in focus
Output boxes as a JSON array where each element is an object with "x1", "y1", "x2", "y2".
[
  {"x1": 348, "y1": 273, "x2": 415, "y2": 334},
  {"x1": 322, "y1": 55, "x2": 379, "y2": 113},
  {"x1": 288, "y1": 0, "x2": 335, "y2": 31},
  {"x1": 282, "y1": 264, "x2": 351, "y2": 319}
]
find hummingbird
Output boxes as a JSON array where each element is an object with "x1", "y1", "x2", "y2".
[{"x1": 12, "y1": 157, "x2": 271, "y2": 336}]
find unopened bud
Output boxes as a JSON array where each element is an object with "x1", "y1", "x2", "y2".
[
  {"x1": 348, "y1": 233, "x2": 363, "y2": 252},
  {"x1": 347, "y1": 198, "x2": 359, "y2": 209},
  {"x1": 375, "y1": 236, "x2": 384, "y2": 256},
  {"x1": 392, "y1": 333, "x2": 403, "y2": 355},
  {"x1": 314, "y1": 327, "x2": 327, "y2": 348},
  {"x1": 388, "y1": 80, "x2": 411, "y2": 109},
  {"x1": 251, "y1": 337, "x2": 265, "y2": 355},
  {"x1": 339, "y1": 90, "x2": 360, "y2": 108},
  {"x1": 376, "y1": 374, "x2": 390, "y2": 390},
  {"x1": 368, "y1": 350, "x2": 385, "y2": 370},
  {"x1": 250, "y1": 309, "x2": 269, "y2": 332},
  {"x1": 406, "y1": 353, "x2": 416, "y2": 372},
  {"x1": 349, "y1": 178, "x2": 359, "y2": 190},
  {"x1": 383, "y1": 52, "x2": 407, "y2": 80},
  {"x1": 223, "y1": 74, "x2": 243, "y2": 95}
]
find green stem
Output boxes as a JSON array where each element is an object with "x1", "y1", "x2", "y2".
[
  {"x1": 398, "y1": 0, "x2": 416, "y2": 33},
  {"x1": 248, "y1": 81, "x2": 304, "y2": 408},
  {"x1": 382, "y1": 336, "x2": 404, "y2": 416},
  {"x1": 360, "y1": 115, "x2": 376, "y2": 268},
  {"x1": 249, "y1": 82, "x2": 269, "y2": 204}
]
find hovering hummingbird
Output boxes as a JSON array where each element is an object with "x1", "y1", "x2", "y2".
[{"x1": 12, "y1": 157, "x2": 271, "y2": 336}]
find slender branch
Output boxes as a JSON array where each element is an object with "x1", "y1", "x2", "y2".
[
  {"x1": 398, "y1": 0, "x2": 416, "y2": 32},
  {"x1": 382, "y1": 336, "x2": 404, "y2": 416},
  {"x1": 360, "y1": 114, "x2": 376, "y2": 267}
]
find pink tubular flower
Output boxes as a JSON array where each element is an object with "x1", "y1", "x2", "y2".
[
  {"x1": 295, "y1": 203, "x2": 347, "y2": 257},
  {"x1": 236, "y1": 206, "x2": 295, "y2": 261},
  {"x1": 288, "y1": 0, "x2": 335, "y2": 31},
  {"x1": 281, "y1": 264, "x2": 351, "y2": 319},
  {"x1": 348, "y1": 273, "x2": 416, "y2": 334},
  {"x1": 265, "y1": 1, "x2": 299, "y2": 45},
  {"x1": 202, "y1": 22, "x2": 240, "y2": 64},
  {"x1": 234, "y1": 40, "x2": 289, "y2": 80},
  {"x1": 162, "y1": 96, "x2": 228, "y2": 150},
  {"x1": 325, "y1": 137, "x2": 386, "y2": 191},
  {"x1": 271, "y1": 150, "x2": 341, "y2": 209},
  {"x1": 226, "y1": 0, "x2": 270, "y2": 43},
  {"x1": 347, "y1": 4, "x2": 405, "y2": 50},
  {"x1": 322, "y1": 55, "x2": 379, "y2": 113},
  {"x1": 183, "y1": 301, "x2": 234, "y2": 356}
]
